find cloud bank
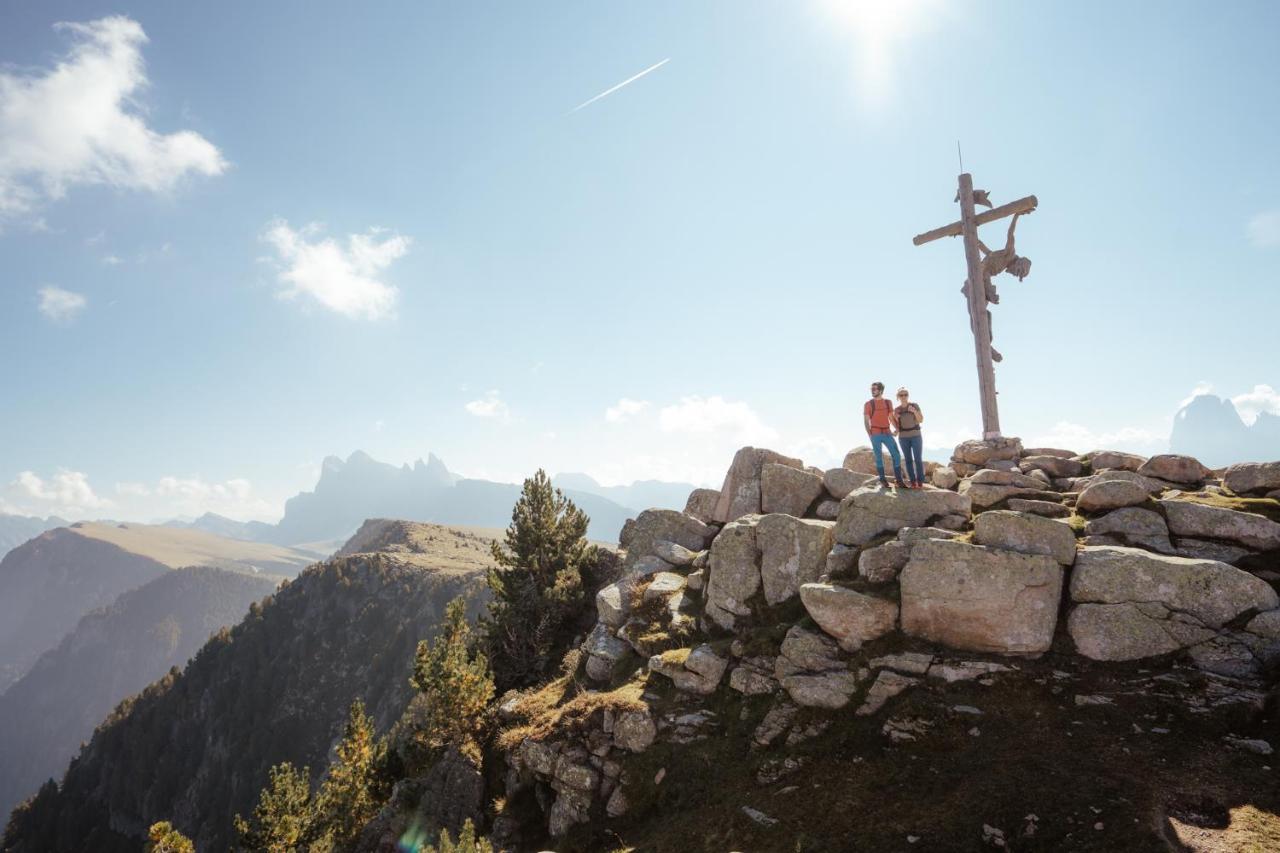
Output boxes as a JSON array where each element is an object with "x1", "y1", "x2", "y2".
[{"x1": 262, "y1": 220, "x2": 409, "y2": 320}]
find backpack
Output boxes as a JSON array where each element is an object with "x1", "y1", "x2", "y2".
[
  {"x1": 897, "y1": 404, "x2": 920, "y2": 431},
  {"x1": 865, "y1": 398, "x2": 892, "y2": 430}
]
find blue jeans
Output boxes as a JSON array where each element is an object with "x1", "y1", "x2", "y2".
[
  {"x1": 899, "y1": 434, "x2": 924, "y2": 483},
  {"x1": 870, "y1": 433, "x2": 903, "y2": 481}
]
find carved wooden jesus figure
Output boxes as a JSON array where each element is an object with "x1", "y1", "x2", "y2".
[{"x1": 913, "y1": 174, "x2": 1038, "y2": 439}]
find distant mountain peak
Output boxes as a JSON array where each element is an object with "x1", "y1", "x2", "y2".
[{"x1": 1170, "y1": 392, "x2": 1280, "y2": 467}]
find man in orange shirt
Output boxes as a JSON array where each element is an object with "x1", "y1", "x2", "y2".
[{"x1": 863, "y1": 381, "x2": 905, "y2": 488}]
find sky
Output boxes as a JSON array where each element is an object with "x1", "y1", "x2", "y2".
[{"x1": 2, "y1": 0, "x2": 1279, "y2": 522}]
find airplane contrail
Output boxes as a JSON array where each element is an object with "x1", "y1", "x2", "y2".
[{"x1": 571, "y1": 58, "x2": 670, "y2": 113}]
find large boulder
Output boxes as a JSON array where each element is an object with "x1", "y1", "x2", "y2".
[
  {"x1": 705, "y1": 515, "x2": 762, "y2": 629},
  {"x1": 1021, "y1": 447, "x2": 1078, "y2": 459},
  {"x1": 858, "y1": 540, "x2": 911, "y2": 583},
  {"x1": 969, "y1": 469, "x2": 1046, "y2": 489},
  {"x1": 623, "y1": 509, "x2": 714, "y2": 571},
  {"x1": 843, "y1": 445, "x2": 901, "y2": 477},
  {"x1": 835, "y1": 486, "x2": 971, "y2": 547},
  {"x1": 972, "y1": 510, "x2": 1077, "y2": 565},
  {"x1": 761, "y1": 463, "x2": 825, "y2": 516},
  {"x1": 1069, "y1": 546, "x2": 1278, "y2": 629},
  {"x1": 683, "y1": 488, "x2": 721, "y2": 523},
  {"x1": 1006, "y1": 498, "x2": 1070, "y2": 518},
  {"x1": 757, "y1": 514, "x2": 835, "y2": 606},
  {"x1": 1137, "y1": 454, "x2": 1211, "y2": 485},
  {"x1": 931, "y1": 466, "x2": 959, "y2": 490},
  {"x1": 824, "y1": 467, "x2": 875, "y2": 500},
  {"x1": 1089, "y1": 451, "x2": 1147, "y2": 472},
  {"x1": 774, "y1": 626, "x2": 862, "y2": 708},
  {"x1": 648, "y1": 645, "x2": 728, "y2": 695},
  {"x1": 1224, "y1": 461, "x2": 1280, "y2": 496},
  {"x1": 1076, "y1": 479, "x2": 1150, "y2": 514},
  {"x1": 713, "y1": 447, "x2": 804, "y2": 523},
  {"x1": 1020, "y1": 455, "x2": 1084, "y2": 478},
  {"x1": 1159, "y1": 499, "x2": 1280, "y2": 551},
  {"x1": 1067, "y1": 603, "x2": 1215, "y2": 661},
  {"x1": 951, "y1": 437, "x2": 1024, "y2": 467},
  {"x1": 798, "y1": 583, "x2": 898, "y2": 652},
  {"x1": 584, "y1": 623, "x2": 635, "y2": 681},
  {"x1": 960, "y1": 482, "x2": 1061, "y2": 511},
  {"x1": 1083, "y1": 507, "x2": 1173, "y2": 553},
  {"x1": 899, "y1": 539, "x2": 1064, "y2": 654}
]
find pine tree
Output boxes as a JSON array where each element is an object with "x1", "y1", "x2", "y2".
[
  {"x1": 233, "y1": 762, "x2": 312, "y2": 852},
  {"x1": 410, "y1": 597, "x2": 494, "y2": 762},
  {"x1": 310, "y1": 699, "x2": 384, "y2": 849},
  {"x1": 145, "y1": 821, "x2": 195, "y2": 853},
  {"x1": 426, "y1": 820, "x2": 494, "y2": 853},
  {"x1": 482, "y1": 469, "x2": 595, "y2": 689}
]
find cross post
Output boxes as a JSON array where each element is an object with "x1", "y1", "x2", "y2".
[{"x1": 913, "y1": 173, "x2": 1037, "y2": 440}]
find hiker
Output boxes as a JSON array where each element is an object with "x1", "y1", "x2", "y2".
[
  {"x1": 864, "y1": 381, "x2": 905, "y2": 488},
  {"x1": 895, "y1": 387, "x2": 926, "y2": 489}
]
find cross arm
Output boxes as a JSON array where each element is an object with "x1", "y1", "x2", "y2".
[{"x1": 912, "y1": 194, "x2": 1038, "y2": 246}]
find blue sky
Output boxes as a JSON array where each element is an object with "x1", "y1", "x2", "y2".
[{"x1": 2, "y1": 1, "x2": 1279, "y2": 522}]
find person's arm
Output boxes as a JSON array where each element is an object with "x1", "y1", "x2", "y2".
[
  {"x1": 889, "y1": 407, "x2": 900, "y2": 436},
  {"x1": 863, "y1": 402, "x2": 872, "y2": 436},
  {"x1": 914, "y1": 404, "x2": 924, "y2": 426}
]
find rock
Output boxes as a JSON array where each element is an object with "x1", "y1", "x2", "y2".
[
  {"x1": 648, "y1": 644, "x2": 728, "y2": 695},
  {"x1": 932, "y1": 466, "x2": 960, "y2": 489},
  {"x1": 1077, "y1": 479, "x2": 1151, "y2": 513},
  {"x1": 961, "y1": 483, "x2": 1063, "y2": 511},
  {"x1": 927, "y1": 660, "x2": 1011, "y2": 682},
  {"x1": 1091, "y1": 469, "x2": 1166, "y2": 494},
  {"x1": 970, "y1": 469, "x2": 1046, "y2": 488},
  {"x1": 1137, "y1": 454, "x2": 1211, "y2": 485},
  {"x1": 775, "y1": 626, "x2": 862, "y2": 708},
  {"x1": 705, "y1": 515, "x2": 762, "y2": 630},
  {"x1": 683, "y1": 488, "x2": 721, "y2": 523},
  {"x1": 761, "y1": 463, "x2": 826, "y2": 516},
  {"x1": 1069, "y1": 546, "x2": 1279, "y2": 629},
  {"x1": 753, "y1": 701, "x2": 798, "y2": 746},
  {"x1": 779, "y1": 669, "x2": 863, "y2": 709},
  {"x1": 835, "y1": 486, "x2": 972, "y2": 547},
  {"x1": 1160, "y1": 499, "x2": 1280, "y2": 551},
  {"x1": 856, "y1": 670, "x2": 919, "y2": 716},
  {"x1": 653, "y1": 540, "x2": 698, "y2": 566},
  {"x1": 1223, "y1": 735, "x2": 1274, "y2": 756},
  {"x1": 596, "y1": 581, "x2": 631, "y2": 628},
  {"x1": 1084, "y1": 508, "x2": 1173, "y2": 553},
  {"x1": 1026, "y1": 468, "x2": 1053, "y2": 488},
  {"x1": 844, "y1": 445, "x2": 901, "y2": 476},
  {"x1": 1187, "y1": 634, "x2": 1264, "y2": 678},
  {"x1": 952, "y1": 437, "x2": 1024, "y2": 467},
  {"x1": 605, "y1": 785, "x2": 629, "y2": 817},
  {"x1": 1224, "y1": 461, "x2": 1280, "y2": 496},
  {"x1": 814, "y1": 499, "x2": 841, "y2": 520},
  {"x1": 824, "y1": 467, "x2": 875, "y2": 500},
  {"x1": 1067, "y1": 603, "x2": 1214, "y2": 660},
  {"x1": 643, "y1": 572, "x2": 686, "y2": 601},
  {"x1": 1006, "y1": 498, "x2": 1070, "y2": 518},
  {"x1": 729, "y1": 658, "x2": 778, "y2": 695},
  {"x1": 714, "y1": 447, "x2": 804, "y2": 523},
  {"x1": 777, "y1": 625, "x2": 845, "y2": 672},
  {"x1": 899, "y1": 539, "x2": 1064, "y2": 654},
  {"x1": 1173, "y1": 538, "x2": 1252, "y2": 564},
  {"x1": 631, "y1": 554, "x2": 676, "y2": 577},
  {"x1": 973, "y1": 510, "x2": 1077, "y2": 565},
  {"x1": 741, "y1": 806, "x2": 779, "y2": 827},
  {"x1": 1246, "y1": 610, "x2": 1280, "y2": 638},
  {"x1": 624, "y1": 509, "x2": 714, "y2": 571},
  {"x1": 686, "y1": 568, "x2": 705, "y2": 591},
  {"x1": 799, "y1": 583, "x2": 898, "y2": 652},
  {"x1": 757, "y1": 514, "x2": 836, "y2": 606},
  {"x1": 1022, "y1": 447, "x2": 1078, "y2": 459},
  {"x1": 858, "y1": 540, "x2": 912, "y2": 583},
  {"x1": 612, "y1": 709, "x2": 656, "y2": 753},
  {"x1": 1020, "y1": 455, "x2": 1084, "y2": 478},
  {"x1": 1090, "y1": 451, "x2": 1147, "y2": 472},
  {"x1": 584, "y1": 623, "x2": 634, "y2": 681},
  {"x1": 897, "y1": 526, "x2": 962, "y2": 544},
  {"x1": 869, "y1": 651, "x2": 934, "y2": 675},
  {"x1": 825, "y1": 543, "x2": 858, "y2": 577}
]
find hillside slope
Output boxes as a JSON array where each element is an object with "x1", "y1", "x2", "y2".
[
  {"x1": 1, "y1": 521, "x2": 496, "y2": 852},
  {"x1": 0, "y1": 523, "x2": 314, "y2": 691},
  {"x1": 0, "y1": 566, "x2": 282, "y2": 820}
]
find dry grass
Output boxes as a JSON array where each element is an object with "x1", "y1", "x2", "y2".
[
  {"x1": 335, "y1": 519, "x2": 504, "y2": 574},
  {"x1": 496, "y1": 676, "x2": 649, "y2": 751},
  {"x1": 68, "y1": 522, "x2": 312, "y2": 574},
  {"x1": 1165, "y1": 804, "x2": 1280, "y2": 853},
  {"x1": 1166, "y1": 492, "x2": 1280, "y2": 523}
]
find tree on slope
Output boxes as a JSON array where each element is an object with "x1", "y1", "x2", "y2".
[
  {"x1": 233, "y1": 762, "x2": 311, "y2": 852},
  {"x1": 410, "y1": 596, "x2": 494, "y2": 763},
  {"x1": 310, "y1": 699, "x2": 384, "y2": 849},
  {"x1": 482, "y1": 469, "x2": 595, "y2": 690},
  {"x1": 145, "y1": 821, "x2": 195, "y2": 853}
]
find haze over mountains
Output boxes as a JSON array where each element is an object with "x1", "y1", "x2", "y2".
[{"x1": 1171, "y1": 393, "x2": 1280, "y2": 469}]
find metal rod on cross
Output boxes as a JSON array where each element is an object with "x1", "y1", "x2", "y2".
[{"x1": 913, "y1": 174, "x2": 1038, "y2": 441}]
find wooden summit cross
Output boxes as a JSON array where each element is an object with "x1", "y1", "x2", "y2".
[{"x1": 913, "y1": 173, "x2": 1037, "y2": 440}]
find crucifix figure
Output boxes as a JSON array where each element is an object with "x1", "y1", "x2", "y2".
[{"x1": 913, "y1": 173, "x2": 1037, "y2": 439}]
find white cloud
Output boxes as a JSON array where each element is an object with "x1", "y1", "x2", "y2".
[
  {"x1": 1027, "y1": 422, "x2": 1167, "y2": 455},
  {"x1": 1231, "y1": 384, "x2": 1280, "y2": 425},
  {"x1": 784, "y1": 435, "x2": 841, "y2": 470},
  {"x1": 37, "y1": 285, "x2": 87, "y2": 322},
  {"x1": 10, "y1": 469, "x2": 110, "y2": 516},
  {"x1": 115, "y1": 481, "x2": 151, "y2": 497},
  {"x1": 100, "y1": 254, "x2": 123, "y2": 266},
  {"x1": 658, "y1": 395, "x2": 779, "y2": 444},
  {"x1": 118, "y1": 475, "x2": 276, "y2": 521},
  {"x1": 262, "y1": 219, "x2": 408, "y2": 320},
  {"x1": 1247, "y1": 210, "x2": 1280, "y2": 248},
  {"x1": 464, "y1": 390, "x2": 510, "y2": 421},
  {"x1": 816, "y1": 0, "x2": 943, "y2": 110},
  {"x1": 0, "y1": 16, "x2": 226, "y2": 217},
  {"x1": 605, "y1": 398, "x2": 650, "y2": 423}
]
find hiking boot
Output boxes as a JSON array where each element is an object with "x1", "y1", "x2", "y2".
[
  {"x1": 894, "y1": 478, "x2": 907, "y2": 489},
  {"x1": 878, "y1": 477, "x2": 890, "y2": 489}
]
